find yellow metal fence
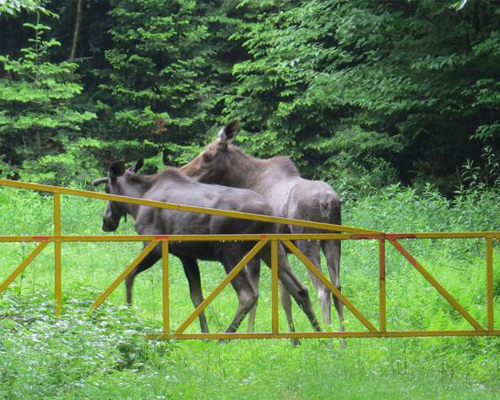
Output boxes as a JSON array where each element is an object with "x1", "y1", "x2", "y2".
[{"x1": 0, "y1": 178, "x2": 499, "y2": 340}]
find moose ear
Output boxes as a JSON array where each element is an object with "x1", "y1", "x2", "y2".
[
  {"x1": 109, "y1": 161, "x2": 126, "y2": 179},
  {"x1": 92, "y1": 178, "x2": 109, "y2": 187},
  {"x1": 130, "y1": 158, "x2": 144, "y2": 173},
  {"x1": 217, "y1": 120, "x2": 239, "y2": 145}
]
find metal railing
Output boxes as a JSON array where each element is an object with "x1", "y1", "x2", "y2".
[{"x1": 0, "y1": 178, "x2": 498, "y2": 340}]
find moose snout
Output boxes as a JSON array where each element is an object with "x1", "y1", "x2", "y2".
[{"x1": 102, "y1": 218, "x2": 119, "y2": 232}]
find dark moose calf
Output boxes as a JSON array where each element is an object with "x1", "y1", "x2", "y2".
[{"x1": 92, "y1": 159, "x2": 320, "y2": 334}]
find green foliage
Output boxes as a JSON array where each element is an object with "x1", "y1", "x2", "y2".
[
  {"x1": 347, "y1": 182, "x2": 500, "y2": 234},
  {"x1": 456, "y1": 146, "x2": 500, "y2": 196},
  {"x1": 0, "y1": 291, "x2": 165, "y2": 398},
  {"x1": 90, "y1": 0, "x2": 240, "y2": 166},
  {"x1": 0, "y1": 17, "x2": 96, "y2": 184},
  {"x1": 0, "y1": 0, "x2": 55, "y2": 16},
  {"x1": 18, "y1": 138, "x2": 104, "y2": 187},
  {"x1": 222, "y1": 0, "x2": 500, "y2": 188}
]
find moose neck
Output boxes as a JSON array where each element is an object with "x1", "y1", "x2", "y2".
[
  {"x1": 222, "y1": 146, "x2": 300, "y2": 190},
  {"x1": 222, "y1": 147, "x2": 267, "y2": 189},
  {"x1": 118, "y1": 174, "x2": 155, "y2": 220}
]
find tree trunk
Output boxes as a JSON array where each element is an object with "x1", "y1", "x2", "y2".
[{"x1": 69, "y1": 0, "x2": 84, "y2": 59}]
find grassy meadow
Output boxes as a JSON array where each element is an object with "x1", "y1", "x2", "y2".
[{"x1": 1, "y1": 184, "x2": 500, "y2": 399}]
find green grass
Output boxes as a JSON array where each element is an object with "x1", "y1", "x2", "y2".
[
  {"x1": 60, "y1": 339, "x2": 500, "y2": 400},
  {"x1": 1, "y1": 184, "x2": 500, "y2": 399}
]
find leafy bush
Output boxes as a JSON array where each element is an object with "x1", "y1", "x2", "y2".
[{"x1": 0, "y1": 291, "x2": 171, "y2": 399}]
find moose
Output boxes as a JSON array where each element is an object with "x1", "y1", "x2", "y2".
[
  {"x1": 92, "y1": 159, "x2": 321, "y2": 334},
  {"x1": 181, "y1": 121, "x2": 344, "y2": 333}
]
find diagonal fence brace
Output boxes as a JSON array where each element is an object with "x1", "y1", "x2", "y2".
[
  {"x1": 91, "y1": 240, "x2": 159, "y2": 311},
  {"x1": 0, "y1": 242, "x2": 49, "y2": 294},
  {"x1": 389, "y1": 238, "x2": 484, "y2": 331},
  {"x1": 175, "y1": 240, "x2": 268, "y2": 335},
  {"x1": 283, "y1": 240, "x2": 378, "y2": 332}
]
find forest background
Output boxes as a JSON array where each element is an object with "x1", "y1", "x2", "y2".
[{"x1": 1, "y1": 0, "x2": 500, "y2": 197}]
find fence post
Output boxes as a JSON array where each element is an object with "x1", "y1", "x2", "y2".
[
  {"x1": 379, "y1": 238, "x2": 386, "y2": 332},
  {"x1": 54, "y1": 192, "x2": 62, "y2": 316},
  {"x1": 486, "y1": 238, "x2": 494, "y2": 330},
  {"x1": 271, "y1": 240, "x2": 279, "y2": 334},
  {"x1": 162, "y1": 241, "x2": 170, "y2": 337}
]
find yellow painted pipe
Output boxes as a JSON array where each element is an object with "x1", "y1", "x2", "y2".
[
  {"x1": 271, "y1": 240, "x2": 279, "y2": 334},
  {"x1": 162, "y1": 241, "x2": 170, "y2": 336},
  {"x1": 486, "y1": 238, "x2": 494, "y2": 330},
  {"x1": 91, "y1": 241, "x2": 158, "y2": 311},
  {"x1": 54, "y1": 193, "x2": 62, "y2": 316},
  {"x1": 144, "y1": 329, "x2": 500, "y2": 341},
  {"x1": 0, "y1": 242, "x2": 49, "y2": 294},
  {"x1": 0, "y1": 179, "x2": 378, "y2": 234}
]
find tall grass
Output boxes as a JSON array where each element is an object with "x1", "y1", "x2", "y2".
[{"x1": 1, "y1": 184, "x2": 500, "y2": 399}]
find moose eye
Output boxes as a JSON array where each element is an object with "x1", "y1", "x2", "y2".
[{"x1": 203, "y1": 152, "x2": 212, "y2": 162}]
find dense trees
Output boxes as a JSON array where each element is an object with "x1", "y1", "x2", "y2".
[
  {"x1": 224, "y1": 0, "x2": 500, "y2": 192},
  {"x1": 0, "y1": 0, "x2": 499, "y2": 193},
  {"x1": 0, "y1": 16, "x2": 96, "y2": 184}
]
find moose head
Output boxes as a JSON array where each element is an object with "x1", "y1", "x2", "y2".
[
  {"x1": 180, "y1": 120, "x2": 239, "y2": 184},
  {"x1": 92, "y1": 158, "x2": 144, "y2": 231}
]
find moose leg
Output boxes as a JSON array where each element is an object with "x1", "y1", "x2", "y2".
[
  {"x1": 180, "y1": 257, "x2": 209, "y2": 333},
  {"x1": 261, "y1": 243, "x2": 321, "y2": 332},
  {"x1": 280, "y1": 285, "x2": 296, "y2": 333},
  {"x1": 218, "y1": 248, "x2": 258, "y2": 333},
  {"x1": 246, "y1": 257, "x2": 261, "y2": 332},
  {"x1": 321, "y1": 239, "x2": 344, "y2": 331},
  {"x1": 125, "y1": 244, "x2": 161, "y2": 305},
  {"x1": 279, "y1": 283, "x2": 300, "y2": 346},
  {"x1": 297, "y1": 239, "x2": 332, "y2": 326}
]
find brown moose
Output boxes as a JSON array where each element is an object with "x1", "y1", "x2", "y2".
[{"x1": 181, "y1": 121, "x2": 344, "y2": 333}]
